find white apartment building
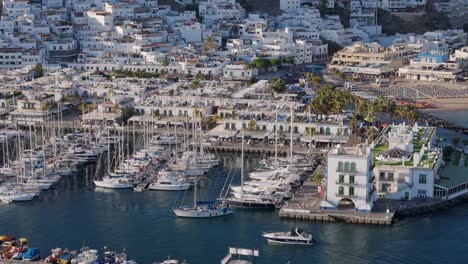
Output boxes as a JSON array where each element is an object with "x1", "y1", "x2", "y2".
[
  {"x1": 373, "y1": 123, "x2": 443, "y2": 200},
  {"x1": 280, "y1": 0, "x2": 301, "y2": 11},
  {"x1": 324, "y1": 144, "x2": 376, "y2": 212},
  {"x1": 180, "y1": 22, "x2": 203, "y2": 43},
  {"x1": 198, "y1": 0, "x2": 245, "y2": 23},
  {"x1": 223, "y1": 64, "x2": 258, "y2": 80},
  {"x1": 86, "y1": 11, "x2": 114, "y2": 31},
  {"x1": 398, "y1": 49, "x2": 465, "y2": 82}
]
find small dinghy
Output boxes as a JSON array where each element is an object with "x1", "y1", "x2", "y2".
[{"x1": 262, "y1": 228, "x2": 313, "y2": 245}]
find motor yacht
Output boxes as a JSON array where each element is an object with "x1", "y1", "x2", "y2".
[
  {"x1": 262, "y1": 228, "x2": 313, "y2": 245},
  {"x1": 149, "y1": 171, "x2": 190, "y2": 191}
]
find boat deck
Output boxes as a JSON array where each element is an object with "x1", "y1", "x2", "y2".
[{"x1": 134, "y1": 165, "x2": 162, "y2": 191}]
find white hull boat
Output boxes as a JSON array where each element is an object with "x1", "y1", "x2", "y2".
[
  {"x1": 94, "y1": 178, "x2": 134, "y2": 189},
  {"x1": 149, "y1": 182, "x2": 190, "y2": 191},
  {"x1": 173, "y1": 207, "x2": 232, "y2": 218},
  {"x1": 262, "y1": 228, "x2": 313, "y2": 245}
]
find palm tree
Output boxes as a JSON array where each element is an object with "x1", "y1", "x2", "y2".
[
  {"x1": 452, "y1": 136, "x2": 461, "y2": 147},
  {"x1": 201, "y1": 36, "x2": 217, "y2": 54},
  {"x1": 304, "y1": 72, "x2": 321, "y2": 88},
  {"x1": 366, "y1": 127, "x2": 375, "y2": 143},
  {"x1": 248, "y1": 119, "x2": 256, "y2": 131}
]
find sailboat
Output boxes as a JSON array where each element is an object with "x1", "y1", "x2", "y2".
[
  {"x1": 221, "y1": 131, "x2": 278, "y2": 209},
  {"x1": 173, "y1": 180, "x2": 232, "y2": 218},
  {"x1": 94, "y1": 130, "x2": 135, "y2": 189}
]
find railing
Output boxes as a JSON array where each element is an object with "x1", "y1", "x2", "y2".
[
  {"x1": 379, "y1": 177, "x2": 394, "y2": 182},
  {"x1": 335, "y1": 192, "x2": 356, "y2": 197},
  {"x1": 335, "y1": 180, "x2": 356, "y2": 185},
  {"x1": 336, "y1": 168, "x2": 358, "y2": 173}
]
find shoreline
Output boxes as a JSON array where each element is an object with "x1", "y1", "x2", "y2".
[{"x1": 417, "y1": 97, "x2": 468, "y2": 112}]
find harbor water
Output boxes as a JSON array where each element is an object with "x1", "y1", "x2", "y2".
[{"x1": 1, "y1": 153, "x2": 468, "y2": 263}]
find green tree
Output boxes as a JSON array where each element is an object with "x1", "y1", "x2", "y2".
[
  {"x1": 33, "y1": 63, "x2": 44, "y2": 78},
  {"x1": 308, "y1": 84, "x2": 349, "y2": 115},
  {"x1": 250, "y1": 58, "x2": 271, "y2": 69},
  {"x1": 247, "y1": 76, "x2": 258, "y2": 85},
  {"x1": 270, "y1": 58, "x2": 281, "y2": 67},
  {"x1": 282, "y1": 57, "x2": 295, "y2": 65},
  {"x1": 201, "y1": 36, "x2": 218, "y2": 54},
  {"x1": 247, "y1": 119, "x2": 256, "y2": 131},
  {"x1": 269, "y1": 78, "x2": 286, "y2": 94},
  {"x1": 452, "y1": 137, "x2": 461, "y2": 147},
  {"x1": 191, "y1": 79, "x2": 201, "y2": 90},
  {"x1": 303, "y1": 72, "x2": 321, "y2": 87},
  {"x1": 122, "y1": 107, "x2": 135, "y2": 122}
]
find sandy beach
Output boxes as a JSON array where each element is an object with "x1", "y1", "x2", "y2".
[{"x1": 418, "y1": 97, "x2": 468, "y2": 112}]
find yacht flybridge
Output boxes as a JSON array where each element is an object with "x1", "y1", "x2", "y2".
[{"x1": 262, "y1": 228, "x2": 313, "y2": 245}]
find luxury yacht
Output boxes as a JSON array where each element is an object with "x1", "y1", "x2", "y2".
[
  {"x1": 262, "y1": 228, "x2": 313, "y2": 245},
  {"x1": 149, "y1": 171, "x2": 190, "y2": 191}
]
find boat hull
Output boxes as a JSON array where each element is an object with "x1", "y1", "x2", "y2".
[
  {"x1": 265, "y1": 238, "x2": 313, "y2": 245},
  {"x1": 223, "y1": 198, "x2": 275, "y2": 209},
  {"x1": 173, "y1": 208, "x2": 233, "y2": 218},
  {"x1": 94, "y1": 181, "x2": 134, "y2": 189},
  {"x1": 149, "y1": 183, "x2": 190, "y2": 191}
]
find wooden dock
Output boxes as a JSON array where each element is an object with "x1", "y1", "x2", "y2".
[
  {"x1": 134, "y1": 165, "x2": 162, "y2": 192},
  {"x1": 279, "y1": 207, "x2": 394, "y2": 226}
]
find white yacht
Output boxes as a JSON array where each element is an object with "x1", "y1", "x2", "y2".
[
  {"x1": 71, "y1": 248, "x2": 98, "y2": 264},
  {"x1": 149, "y1": 171, "x2": 190, "y2": 191},
  {"x1": 0, "y1": 190, "x2": 35, "y2": 203},
  {"x1": 94, "y1": 177, "x2": 134, "y2": 189},
  {"x1": 153, "y1": 136, "x2": 183, "y2": 146},
  {"x1": 262, "y1": 228, "x2": 313, "y2": 245}
]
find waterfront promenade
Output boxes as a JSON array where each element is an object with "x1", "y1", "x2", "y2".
[{"x1": 279, "y1": 182, "x2": 395, "y2": 226}]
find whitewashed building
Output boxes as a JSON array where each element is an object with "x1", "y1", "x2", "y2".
[{"x1": 324, "y1": 144, "x2": 376, "y2": 212}]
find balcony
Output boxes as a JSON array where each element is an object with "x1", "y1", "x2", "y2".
[
  {"x1": 336, "y1": 168, "x2": 358, "y2": 173},
  {"x1": 335, "y1": 192, "x2": 356, "y2": 197},
  {"x1": 335, "y1": 180, "x2": 356, "y2": 185},
  {"x1": 379, "y1": 177, "x2": 395, "y2": 182}
]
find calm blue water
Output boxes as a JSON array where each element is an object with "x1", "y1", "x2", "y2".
[
  {"x1": 3, "y1": 109, "x2": 468, "y2": 264},
  {"x1": 1, "y1": 154, "x2": 468, "y2": 264},
  {"x1": 427, "y1": 109, "x2": 468, "y2": 128}
]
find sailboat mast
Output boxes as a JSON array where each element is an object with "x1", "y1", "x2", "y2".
[
  {"x1": 241, "y1": 130, "x2": 244, "y2": 196},
  {"x1": 290, "y1": 104, "x2": 293, "y2": 164},
  {"x1": 193, "y1": 180, "x2": 197, "y2": 208},
  {"x1": 174, "y1": 124, "x2": 177, "y2": 163},
  {"x1": 275, "y1": 106, "x2": 278, "y2": 167}
]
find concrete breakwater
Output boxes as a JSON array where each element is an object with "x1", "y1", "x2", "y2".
[
  {"x1": 395, "y1": 195, "x2": 468, "y2": 218},
  {"x1": 418, "y1": 111, "x2": 468, "y2": 134}
]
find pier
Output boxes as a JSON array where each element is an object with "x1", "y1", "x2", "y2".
[{"x1": 279, "y1": 182, "x2": 395, "y2": 226}]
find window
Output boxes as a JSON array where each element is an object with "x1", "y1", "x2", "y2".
[
  {"x1": 349, "y1": 175, "x2": 355, "y2": 184},
  {"x1": 349, "y1": 186, "x2": 354, "y2": 196},
  {"x1": 388, "y1": 172, "x2": 394, "y2": 181},
  {"x1": 350, "y1": 162, "x2": 356, "y2": 172},
  {"x1": 419, "y1": 174, "x2": 427, "y2": 184},
  {"x1": 338, "y1": 161, "x2": 343, "y2": 172},
  {"x1": 379, "y1": 172, "x2": 385, "y2": 180},
  {"x1": 339, "y1": 174, "x2": 344, "y2": 183},
  {"x1": 338, "y1": 186, "x2": 344, "y2": 195},
  {"x1": 344, "y1": 162, "x2": 350, "y2": 172}
]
